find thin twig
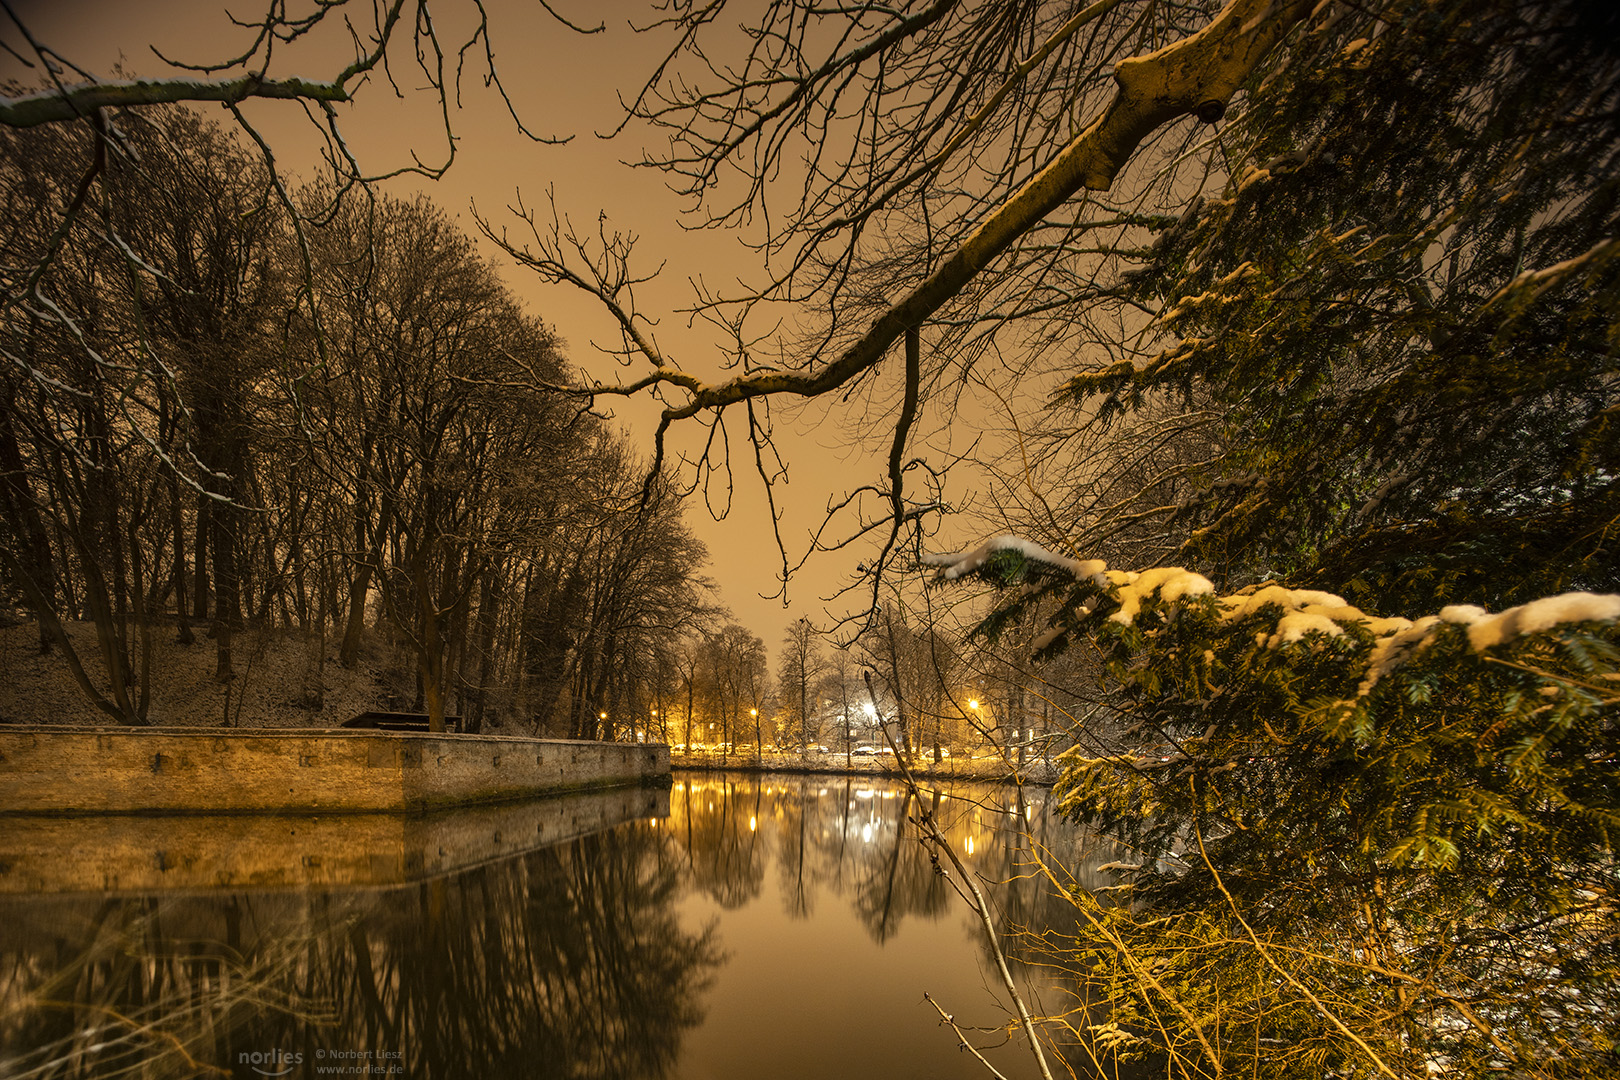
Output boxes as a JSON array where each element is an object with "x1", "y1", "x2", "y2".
[
  {"x1": 924, "y1": 992, "x2": 1016, "y2": 1080},
  {"x1": 865, "y1": 669, "x2": 1057, "y2": 1080}
]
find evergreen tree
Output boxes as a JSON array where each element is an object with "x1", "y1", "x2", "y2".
[
  {"x1": 933, "y1": 535, "x2": 1618, "y2": 1078},
  {"x1": 928, "y1": 3, "x2": 1620, "y2": 1074},
  {"x1": 1061, "y1": 0, "x2": 1620, "y2": 610}
]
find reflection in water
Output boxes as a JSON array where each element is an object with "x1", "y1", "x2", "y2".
[
  {"x1": 1, "y1": 773, "x2": 1124, "y2": 1079},
  {"x1": 671, "y1": 774, "x2": 1117, "y2": 943},
  {"x1": 663, "y1": 774, "x2": 1128, "y2": 1080},
  {"x1": 0, "y1": 792, "x2": 718, "y2": 1080}
]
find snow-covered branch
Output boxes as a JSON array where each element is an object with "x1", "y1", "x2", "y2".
[
  {"x1": 0, "y1": 76, "x2": 350, "y2": 128},
  {"x1": 509, "y1": 0, "x2": 1315, "y2": 428},
  {"x1": 926, "y1": 534, "x2": 1620, "y2": 703}
]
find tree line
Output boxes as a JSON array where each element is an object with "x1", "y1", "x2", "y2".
[
  {"x1": 659, "y1": 603, "x2": 1093, "y2": 775},
  {"x1": 0, "y1": 108, "x2": 713, "y2": 735}
]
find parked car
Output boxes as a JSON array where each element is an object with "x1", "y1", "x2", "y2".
[{"x1": 850, "y1": 746, "x2": 879, "y2": 756}]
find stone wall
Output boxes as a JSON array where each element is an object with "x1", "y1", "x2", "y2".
[
  {"x1": 0, "y1": 727, "x2": 670, "y2": 814},
  {"x1": 0, "y1": 784, "x2": 669, "y2": 893}
]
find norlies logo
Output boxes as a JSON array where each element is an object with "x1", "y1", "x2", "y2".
[{"x1": 240, "y1": 1048, "x2": 303, "y2": 1076}]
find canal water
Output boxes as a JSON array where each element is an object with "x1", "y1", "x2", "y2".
[{"x1": 0, "y1": 771, "x2": 1128, "y2": 1079}]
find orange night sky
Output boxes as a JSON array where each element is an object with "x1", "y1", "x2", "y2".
[{"x1": 2, "y1": 0, "x2": 982, "y2": 657}]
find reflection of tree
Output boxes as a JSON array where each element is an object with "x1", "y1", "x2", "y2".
[
  {"x1": 290, "y1": 828, "x2": 716, "y2": 1079},
  {"x1": 677, "y1": 777, "x2": 767, "y2": 909},
  {"x1": 675, "y1": 775, "x2": 956, "y2": 943},
  {"x1": 773, "y1": 782, "x2": 816, "y2": 921},
  {"x1": 965, "y1": 788, "x2": 1101, "y2": 954},
  {"x1": 847, "y1": 788, "x2": 952, "y2": 944},
  {"x1": 670, "y1": 772, "x2": 1115, "y2": 1079},
  {"x1": 0, "y1": 894, "x2": 318, "y2": 1078},
  {"x1": 909, "y1": 782, "x2": 1147, "y2": 1078},
  {"x1": 1, "y1": 824, "x2": 718, "y2": 1080}
]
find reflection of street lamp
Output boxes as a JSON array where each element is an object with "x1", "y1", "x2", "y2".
[{"x1": 968, "y1": 699, "x2": 980, "y2": 711}]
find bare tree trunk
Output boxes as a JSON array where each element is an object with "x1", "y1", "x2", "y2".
[
  {"x1": 192, "y1": 491, "x2": 209, "y2": 621},
  {"x1": 469, "y1": 568, "x2": 500, "y2": 732},
  {"x1": 339, "y1": 560, "x2": 375, "y2": 668},
  {"x1": 414, "y1": 553, "x2": 447, "y2": 734},
  {"x1": 128, "y1": 511, "x2": 153, "y2": 721},
  {"x1": 211, "y1": 501, "x2": 238, "y2": 681},
  {"x1": 882, "y1": 608, "x2": 914, "y2": 765},
  {"x1": 168, "y1": 472, "x2": 193, "y2": 644},
  {"x1": 0, "y1": 387, "x2": 57, "y2": 653},
  {"x1": 301, "y1": 570, "x2": 327, "y2": 711}
]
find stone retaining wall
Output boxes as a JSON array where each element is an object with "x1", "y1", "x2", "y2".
[
  {"x1": 0, "y1": 784, "x2": 669, "y2": 894},
  {"x1": 0, "y1": 727, "x2": 670, "y2": 814}
]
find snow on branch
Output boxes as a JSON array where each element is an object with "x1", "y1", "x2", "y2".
[
  {"x1": 0, "y1": 76, "x2": 351, "y2": 128},
  {"x1": 922, "y1": 534, "x2": 1100, "y2": 582},
  {"x1": 1481, "y1": 237, "x2": 1620, "y2": 317},
  {"x1": 526, "y1": 0, "x2": 1315, "y2": 432},
  {"x1": 926, "y1": 534, "x2": 1620, "y2": 699}
]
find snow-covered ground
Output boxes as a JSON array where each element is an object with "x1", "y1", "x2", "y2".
[{"x1": 0, "y1": 620, "x2": 389, "y2": 728}]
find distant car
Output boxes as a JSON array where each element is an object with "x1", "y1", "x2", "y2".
[
  {"x1": 851, "y1": 746, "x2": 879, "y2": 756},
  {"x1": 809, "y1": 745, "x2": 830, "y2": 753}
]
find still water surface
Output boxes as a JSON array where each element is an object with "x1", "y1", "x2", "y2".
[{"x1": 1, "y1": 771, "x2": 1124, "y2": 1079}]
